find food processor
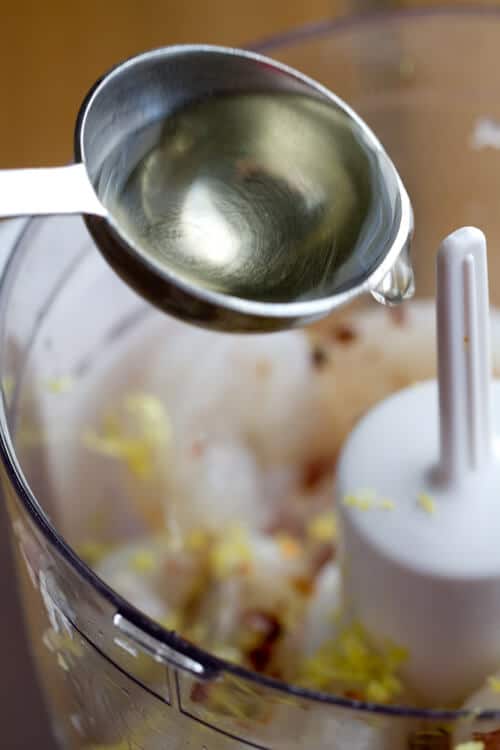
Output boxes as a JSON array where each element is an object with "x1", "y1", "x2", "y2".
[{"x1": 3, "y1": 9, "x2": 500, "y2": 749}]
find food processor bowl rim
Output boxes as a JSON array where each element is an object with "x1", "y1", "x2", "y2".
[
  {"x1": 250, "y1": 1, "x2": 500, "y2": 54},
  {"x1": 3, "y1": 6, "x2": 500, "y2": 720}
]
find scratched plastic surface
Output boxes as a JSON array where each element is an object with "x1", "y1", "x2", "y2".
[
  {"x1": 4, "y1": 11, "x2": 500, "y2": 749},
  {"x1": 3, "y1": 217, "x2": 415, "y2": 749}
]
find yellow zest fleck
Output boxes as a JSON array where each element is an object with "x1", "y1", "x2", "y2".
[
  {"x1": 276, "y1": 533, "x2": 303, "y2": 560},
  {"x1": 207, "y1": 684, "x2": 251, "y2": 720},
  {"x1": 211, "y1": 644, "x2": 242, "y2": 663},
  {"x1": 204, "y1": 676, "x2": 266, "y2": 721},
  {"x1": 343, "y1": 494, "x2": 374, "y2": 511},
  {"x1": 45, "y1": 376, "x2": 74, "y2": 394},
  {"x1": 16, "y1": 426, "x2": 45, "y2": 447},
  {"x1": 209, "y1": 525, "x2": 252, "y2": 579},
  {"x1": 85, "y1": 706, "x2": 167, "y2": 749},
  {"x1": 379, "y1": 499, "x2": 395, "y2": 511},
  {"x1": 331, "y1": 607, "x2": 344, "y2": 625},
  {"x1": 43, "y1": 629, "x2": 84, "y2": 658},
  {"x1": 77, "y1": 540, "x2": 114, "y2": 566},
  {"x1": 343, "y1": 492, "x2": 395, "y2": 512},
  {"x1": 418, "y1": 492, "x2": 436, "y2": 515},
  {"x1": 454, "y1": 743, "x2": 484, "y2": 750},
  {"x1": 158, "y1": 612, "x2": 181, "y2": 632},
  {"x1": 185, "y1": 527, "x2": 210, "y2": 552},
  {"x1": 358, "y1": 488, "x2": 376, "y2": 502},
  {"x1": 129, "y1": 549, "x2": 156, "y2": 574},
  {"x1": 185, "y1": 621, "x2": 208, "y2": 644},
  {"x1": 299, "y1": 622, "x2": 407, "y2": 703},
  {"x1": 307, "y1": 511, "x2": 338, "y2": 542},
  {"x1": 2, "y1": 375, "x2": 14, "y2": 404},
  {"x1": 124, "y1": 393, "x2": 167, "y2": 438},
  {"x1": 83, "y1": 392, "x2": 170, "y2": 480},
  {"x1": 488, "y1": 675, "x2": 500, "y2": 693},
  {"x1": 365, "y1": 675, "x2": 401, "y2": 703}
]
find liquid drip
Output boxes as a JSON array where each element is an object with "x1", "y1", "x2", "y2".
[
  {"x1": 370, "y1": 244, "x2": 415, "y2": 306},
  {"x1": 98, "y1": 92, "x2": 404, "y2": 305}
]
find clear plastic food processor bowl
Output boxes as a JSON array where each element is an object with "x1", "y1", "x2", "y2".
[{"x1": 3, "y1": 9, "x2": 500, "y2": 750}]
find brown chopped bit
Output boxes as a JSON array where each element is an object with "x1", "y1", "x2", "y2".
[
  {"x1": 311, "y1": 344, "x2": 329, "y2": 370},
  {"x1": 291, "y1": 576, "x2": 315, "y2": 597},
  {"x1": 268, "y1": 669, "x2": 283, "y2": 679},
  {"x1": 166, "y1": 558, "x2": 188, "y2": 576},
  {"x1": 301, "y1": 457, "x2": 336, "y2": 490},
  {"x1": 247, "y1": 644, "x2": 274, "y2": 672},
  {"x1": 191, "y1": 438, "x2": 206, "y2": 458},
  {"x1": 235, "y1": 158, "x2": 261, "y2": 179},
  {"x1": 408, "y1": 728, "x2": 451, "y2": 750},
  {"x1": 391, "y1": 373, "x2": 411, "y2": 389},
  {"x1": 190, "y1": 681, "x2": 210, "y2": 703},
  {"x1": 242, "y1": 611, "x2": 282, "y2": 673},
  {"x1": 265, "y1": 514, "x2": 303, "y2": 538},
  {"x1": 255, "y1": 359, "x2": 272, "y2": 379},
  {"x1": 331, "y1": 323, "x2": 357, "y2": 344},
  {"x1": 474, "y1": 728, "x2": 500, "y2": 750},
  {"x1": 238, "y1": 561, "x2": 253, "y2": 576}
]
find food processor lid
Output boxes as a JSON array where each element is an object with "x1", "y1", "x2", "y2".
[
  {"x1": 0, "y1": 219, "x2": 26, "y2": 261},
  {"x1": 0, "y1": 215, "x2": 485, "y2": 724}
]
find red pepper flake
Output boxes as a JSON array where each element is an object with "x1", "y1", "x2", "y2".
[
  {"x1": 242, "y1": 610, "x2": 282, "y2": 673},
  {"x1": 191, "y1": 439, "x2": 206, "y2": 458},
  {"x1": 311, "y1": 345, "x2": 329, "y2": 370},
  {"x1": 474, "y1": 728, "x2": 500, "y2": 750},
  {"x1": 190, "y1": 681, "x2": 210, "y2": 704},
  {"x1": 344, "y1": 689, "x2": 365, "y2": 701},
  {"x1": 331, "y1": 324, "x2": 357, "y2": 344},
  {"x1": 408, "y1": 729, "x2": 451, "y2": 750},
  {"x1": 301, "y1": 457, "x2": 335, "y2": 490}
]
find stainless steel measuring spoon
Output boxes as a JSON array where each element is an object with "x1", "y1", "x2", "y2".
[{"x1": 0, "y1": 44, "x2": 413, "y2": 332}]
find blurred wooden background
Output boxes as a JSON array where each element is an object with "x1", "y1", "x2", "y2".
[
  {"x1": 4, "y1": 0, "x2": 498, "y2": 167},
  {"x1": 1, "y1": 0, "x2": 343, "y2": 167}
]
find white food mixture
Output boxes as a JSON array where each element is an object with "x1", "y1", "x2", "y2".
[{"x1": 44, "y1": 299, "x2": 500, "y2": 735}]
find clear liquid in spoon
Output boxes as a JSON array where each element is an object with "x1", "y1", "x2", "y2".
[{"x1": 99, "y1": 92, "x2": 407, "y2": 305}]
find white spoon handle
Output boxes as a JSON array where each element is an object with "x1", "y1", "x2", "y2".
[{"x1": 0, "y1": 163, "x2": 106, "y2": 219}]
